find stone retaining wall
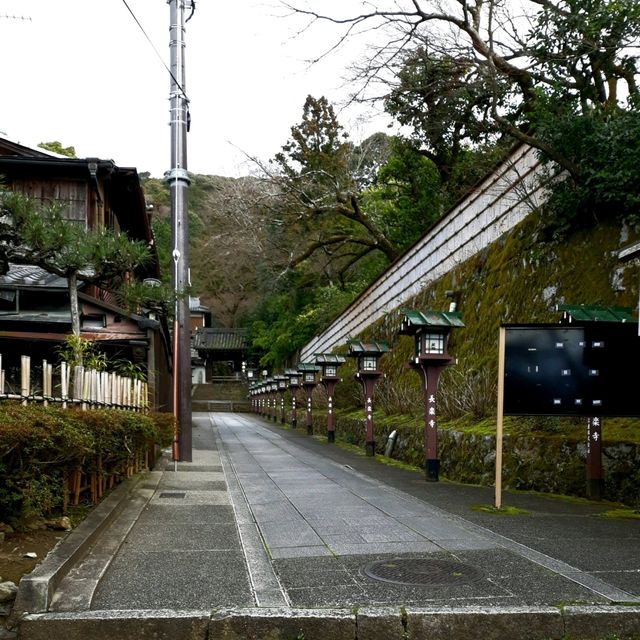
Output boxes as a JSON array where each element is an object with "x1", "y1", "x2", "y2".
[{"x1": 313, "y1": 415, "x2": 640, "y2": 506}]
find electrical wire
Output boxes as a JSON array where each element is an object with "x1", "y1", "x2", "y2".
[{"x1": 119, "y1": 0, "x2": 190, "y2": 101}]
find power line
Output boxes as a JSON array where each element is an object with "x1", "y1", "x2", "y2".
[{"x1": 119, "y1": 0, "x2": 189, "y2": 101}]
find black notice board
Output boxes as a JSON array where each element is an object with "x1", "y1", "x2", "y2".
[{"x1": 503, "y1": 323, "x2": 640, "y2": 417}]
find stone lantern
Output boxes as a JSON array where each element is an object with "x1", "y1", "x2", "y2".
[
  {"x1": 399, "y1": 308, "x2": 464, "y2": 481},
  {"x1": 347, "y1": 340, "x2": 390, "y2": 456},
  {"x1": 315, "y1": 354, "x2": 346, "y2": 442},
  {"x1": 298, "y1": 363, "x2": 321, "y2": 435}
]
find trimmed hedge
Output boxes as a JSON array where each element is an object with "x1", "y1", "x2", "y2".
[{"x1": 0, "y1": 404, "x2": 174, "y2": 525}]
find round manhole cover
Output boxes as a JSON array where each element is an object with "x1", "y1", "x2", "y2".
[{"x1": 363, "y1": 558, "x2": 484, "y2": 586}]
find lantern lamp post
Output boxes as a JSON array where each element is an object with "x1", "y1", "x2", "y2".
[
  {"x1": 249, "y1": 384, "x2": 257, "y2": 413},
  {"x1": 270, "y1": 380, "x2": 279, "y2": 422},
  {"x1": 263, "y1": 381, "x2": 271, "y2": 419},
  {"x1": 347, "y1": 341, "x2": 390, "y2": 456},
  {"x1": 275, "y1": 375, "x2": 288, "y2": 424},
  {"x1": 255, "y1": 382, "x2": 263, "y2": 416},
  {"x1": 284, "y1": 369, "x2": 301, "y2": 428},
  {"x1": 315, "y1": 354, "x2": 346, "y2": 442},
  {"x1": 399, "y1": 309, "x2": 464, "y2": 481},
  {"x1": 298, "y1": 363, "x2": 320, "y2": 435}
]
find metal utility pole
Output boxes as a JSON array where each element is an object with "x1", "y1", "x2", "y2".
[{"x1": 166, "y1": 0, "x2": 192, "y2": 462}]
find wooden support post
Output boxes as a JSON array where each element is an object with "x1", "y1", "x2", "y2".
[
  {"x1": 495, "y1": 327, "x2": 506, "y2": 510},
  {"x1": 73, "y1": 468, "x2": 82, "y2": 506},
  {"x1": 62, "y1": 469, "x2": 69, "y2": 514}
]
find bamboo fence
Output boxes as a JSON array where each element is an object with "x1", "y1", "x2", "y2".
[
  {"x1": 1, "y1": 355, "x2": 152, "y2": 510},
  {"x1": 2, "y1": 354, "x2": 148, "y2": 411}
]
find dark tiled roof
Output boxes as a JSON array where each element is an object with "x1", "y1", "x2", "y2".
[
  {"x1": 192, "y1": 328, "x2": 248, "y2": 352},
  {"x1": 0, "y1": 264, "x2": 69, "y2": 289}
]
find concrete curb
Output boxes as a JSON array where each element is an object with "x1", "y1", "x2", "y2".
[
  {"x1": 18, "y1": 605, "x2": 640, "y2": 640},
  {"x1": 18, "y1": 610, "x2": 210, "y2": 640},
  {"x1": 12, "y1": 467, "x2": 159, "y2": 618}
]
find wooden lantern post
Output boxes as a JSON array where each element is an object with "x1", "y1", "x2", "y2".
[
  {"x1": 285, "y1": 369, "x2": 301, "y2": 428},
  {"x1": 298, "y1": 363, "x2": 320, "y2": 435},
  {"x1": 347, "y1": 341, "x2": 390, "y2": 457},
  {"x1": 315, "y1": 354, "x2": 346, "y2": 442},
  {"x1": 399, "y1": 309, "x2": 464, "y2": 481},
  {"x1": 275, "y1": 375, "x2": 288, "y2": 424}
]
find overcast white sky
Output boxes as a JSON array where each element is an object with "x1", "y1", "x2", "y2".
[{"x1": 0, "y1": 0, "x2": 392, "y2": 178}]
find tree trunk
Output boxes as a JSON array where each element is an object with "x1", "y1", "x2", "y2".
[{"x1": 68, "y1": 271, "x2": 81, "y2": 338}]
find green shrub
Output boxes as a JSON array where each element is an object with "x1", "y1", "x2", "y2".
[{"x1": 0, "y1": 403, "x2": 174, "y2": 525}]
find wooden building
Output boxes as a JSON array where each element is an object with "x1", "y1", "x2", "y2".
[{"x1": 0, "y1": 137, "x2": 172, "y2": 410}]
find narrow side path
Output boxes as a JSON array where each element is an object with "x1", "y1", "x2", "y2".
[{"x1": 88, "y1": 414, "x2": 254, "y2": 611}]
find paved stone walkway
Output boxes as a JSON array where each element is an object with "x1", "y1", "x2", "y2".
[{"x1": 15, "y1": 411, "x2": 640, "y2": 640}]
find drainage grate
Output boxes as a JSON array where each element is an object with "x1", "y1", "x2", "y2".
[
  {"x1": 159, "y1": 492, "x2": 186, "y2": 499},
  {"x1": 363, "y1": 557, "x2": 484, "y2": 586}
]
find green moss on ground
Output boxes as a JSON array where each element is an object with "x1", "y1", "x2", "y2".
[{"x1": 471, "y1": 504, "x2": 531, "y2": 516}]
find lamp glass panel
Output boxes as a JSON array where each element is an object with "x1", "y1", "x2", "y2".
[
  {"x1": 324, "y1": 365, "x2": 337, "y2": 377},
  {"x1": 304, "y1": 372, "x2": 316, "y2": 382},
  {"x1": 424, "y1": 333, "x2": 445, "y2": 354},
  {"x1": 362, "y1": 356, "x2": 378, "y2": 371}
]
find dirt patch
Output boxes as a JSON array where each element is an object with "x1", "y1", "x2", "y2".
[{"x1": 0, "y1": 529, "x2": 66, "y2": 584}]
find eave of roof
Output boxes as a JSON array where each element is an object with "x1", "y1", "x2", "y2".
[
  {"x1": 400, "y1": 309, "x2": 465, "y2": 333},
  {"x1": 347, "y1": 340, "x2": 390, "y2": 355},
  {"x1": 192, "y1": 328, "x2": 248, "y2": 351},
  {"x1": 557, "y1": 304, "x2": 635, "y2": 323}
]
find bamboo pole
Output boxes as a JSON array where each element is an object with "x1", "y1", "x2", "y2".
[
  {"x1": 82, "y1": 369, "x2": 90, "y2": 411},
  {"x1": 102, "y1": 371, "x2": 110, "y2": 407},
  {"x1": 61, "y1": 362, "x2": 68, "y2": 409},
  {"x1": 42, "y1": 359, "x2": 49, "y2": 407},
  {"x1": 21, "y1": 355, "x2": 30, "y2": 406},
  {"x1": 91, "y1": 369, "x2": 99, "y2": 408},
  {"x1": 74, "y1": 366, "x2": 84, "y2": 405}
]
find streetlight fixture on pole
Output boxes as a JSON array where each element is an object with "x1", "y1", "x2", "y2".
[{"x1": 166, "y1": 0, "x2": 193, "y2": 462}]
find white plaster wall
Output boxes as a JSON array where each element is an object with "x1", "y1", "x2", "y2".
[{"x1": 300, "y1": 145, "x2": 548, "y2": 360}]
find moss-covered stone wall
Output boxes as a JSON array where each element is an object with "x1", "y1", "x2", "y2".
[
  {"x1": 308, "y1": 213, "x2": 640, "y2": 505},
  {"x1": 309, "y1": 412, "x2": 640, "y2": 506}
]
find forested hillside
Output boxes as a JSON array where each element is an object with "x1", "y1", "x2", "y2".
[{"x1": 142, "y1": 0, "x2": 640, "y2": 371}]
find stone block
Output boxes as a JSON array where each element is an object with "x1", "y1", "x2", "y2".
[
  {"x1": 402, "y1": 606, "x2": 564, "y2": 640},
  {"x1": 19, "y1": 611, "x2": 210, "y2": 640},
  {"x1": 563, "y1": 605, "x2": 640, "y2": 640},
  {"x1": 209, "y1": 608, "x2": 356, "y2": 640}
]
